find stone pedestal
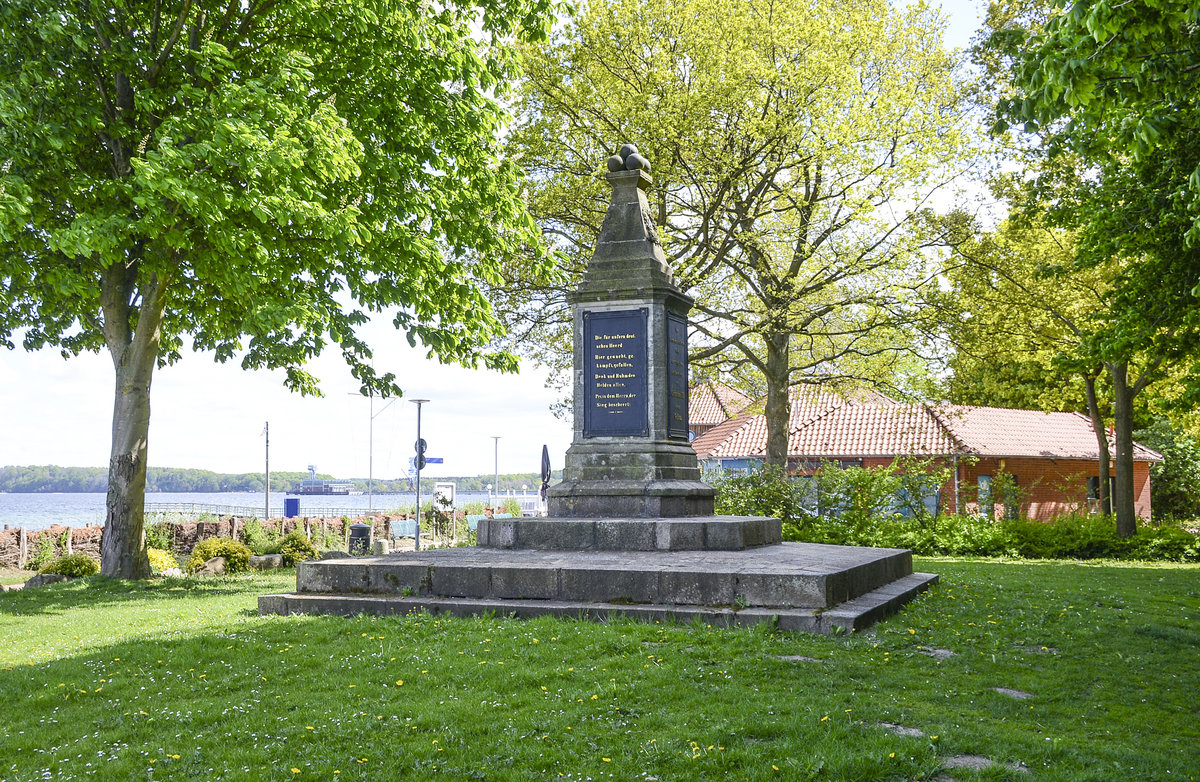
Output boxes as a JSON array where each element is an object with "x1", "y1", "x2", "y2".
[{"x1": 546, "y1": 146, "x2": 714, "y2": 517}]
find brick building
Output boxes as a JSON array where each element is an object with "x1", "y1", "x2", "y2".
[{"x1": 690, "y1": 391, "x2": 1161, "y2": 520}]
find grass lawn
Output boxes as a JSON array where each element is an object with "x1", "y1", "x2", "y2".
[{"x1": 1, "y1": 557, "x2": 1197, "y2": 781}]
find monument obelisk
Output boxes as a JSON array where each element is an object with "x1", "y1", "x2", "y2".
[{"x1": 546, "y1": 144, "x2": 715, "y2": 517}]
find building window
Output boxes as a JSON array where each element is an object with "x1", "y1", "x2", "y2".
[
  {"x1": 1087, "y1": 476, "x2": 1115, "y2": 513},
  {"x1": 977, "y1": 474, "x2": 993, "y2": 517}
]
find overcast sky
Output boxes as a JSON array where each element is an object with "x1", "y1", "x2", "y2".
[{"x1": 0, "y1": 0, "x2": 985, "y2": 482}]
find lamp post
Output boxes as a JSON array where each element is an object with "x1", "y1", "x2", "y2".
[
  {"x1": 351, "y1": 391, "x2": 395, "y2": 515},
  {"x1": 262, "y1": 421, "x2": 270, "y2": 521},
  {"x1": 492, "y1": 436, "x2": 501, "y2": 508},
  {"x1": 411, "y1": 399, "x2": 430, "y2": 550}
]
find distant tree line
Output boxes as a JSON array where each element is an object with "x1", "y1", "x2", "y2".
[{"x1": 0, "y1": 466, "x2": 560, "y2": 494}]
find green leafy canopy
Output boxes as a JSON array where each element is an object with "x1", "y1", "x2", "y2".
[{"x1": 0, "y1": 0, "x2": 561, "y2": 396}]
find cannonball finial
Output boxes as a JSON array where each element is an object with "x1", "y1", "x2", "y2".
[{"x1": 610, "y1": 143, "x2": 652, "y2": 174}]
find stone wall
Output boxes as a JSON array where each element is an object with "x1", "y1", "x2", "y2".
[{"x1": 0, "y1": 513, "x2": 433, "y2": 569}]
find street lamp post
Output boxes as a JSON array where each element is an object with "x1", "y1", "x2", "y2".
[
  {"x1": 492, "y1": 436, "x2": 501, "y2": 509},
  {"x1": 411, "y1": 399, "x2": 430, "y2": 551}
]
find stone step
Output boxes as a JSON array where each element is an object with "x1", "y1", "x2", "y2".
[
  {"x1": 259, "y1": 571, "x2": 938, "y2": 634},
  {"x1": 289, "y1": 542, "x2": 915, "y2": 611},
  {"x1": 477, "y1": 515, "x2": 781, "y2": 551}
]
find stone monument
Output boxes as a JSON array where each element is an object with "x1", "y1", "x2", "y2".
[
  {"x1": 546, "y1": 144, "x2": 715, "y2": 518},
  {"x1": 259, "y1": 145, "x2": 937, "y2": 634}
]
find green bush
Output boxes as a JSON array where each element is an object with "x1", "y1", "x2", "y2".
[
  {"x1": 279, "y1": 530, "x2": 319, "y2": 566},
  {"x1": 25, "y1": 533, "x2": 57, "y2": 570},
  {"x1": 713, "y1": 466, "x2": 808, "y2": 525},
  {"x1": 241, "y1": 519, "x2": 281, "y2": 555},
  {"x1": 186, "y1": 537, "x2": 252, "y2": 574},
  {"x1": 39, "y1": 552, "x2": 99, "y2": 577},
  {"x1": 145, "y1": 521, "x2": 174, "y2": 551},
  {"x1": 718, "y1": 465, "x2": 1200, "y2": 562}
]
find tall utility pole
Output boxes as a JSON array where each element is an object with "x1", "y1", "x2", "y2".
[
  {"x1": 367, "y1": 393, "x2": 395, "y2": 515},
  {"x1": 411, "y1": 399, "x2": 430, "y2": 551},
  {"x1": 262, "y1": 421, "x2": 270, "y2": 520},
  {"x1": 492, "y1": 436, "x2": 501, "y2": 508}
]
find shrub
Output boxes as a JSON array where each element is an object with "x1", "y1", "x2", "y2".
[
  {"x1": 186, "y1": 537, "x2": 252, "y2": 574},
  {"x1": 25, "y1": 533, "x2": 57, "y2": 571},
  {"x1": 312, "y1": 525, "x2": 344, "y2": 552},
  {"x1": 39, "y1": 552, "x2": 99, "y2": 577},
  {"x1": 147, "y1": 547, "x2": 179, "y2": 573},
  {"x1": 714, "y1": 466, "x2": 807, "y2": 525},
  {"x1": 241, "y1": 519, "x2": 281, "y2": 555},
  {"x1": 279, "y1": 530, "x2": 319, "y2": 566},
  {"x1": 145, "y1": 521, "x2": 174, "y2": 551}
]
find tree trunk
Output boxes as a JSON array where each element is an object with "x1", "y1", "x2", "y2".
[
  {"x1": 1109, "y1": 362, "x2": 1137, "y2": 538},
  {"x1": 764, "y1": 332, "x2": 790, "y2": 468},
  {"x1": 98, "y1": 265, "x2": 167, "y2": 579},
  {"x1": 1083, "y1": 372, "x2": 1112, "y2": 515},
  {"x1": 100, "y1": 345, "x2": 156, "y2": 579}
]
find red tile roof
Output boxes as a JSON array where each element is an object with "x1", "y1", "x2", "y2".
[
  {"x1": 688, "y1": 382, "x2": 754, "y2": 426},
  {"x1": 691, "y1": 396, "x2": 1162, "y2": 462}
]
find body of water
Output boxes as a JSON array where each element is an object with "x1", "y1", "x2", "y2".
[{"x1": 0, "y1": 490, "x2": 542, "y2": 530}]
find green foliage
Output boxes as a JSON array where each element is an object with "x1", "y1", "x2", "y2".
[
  {"x1": 501, "y1": 0, "x2": 975, "y2": 460},
  {"x1": 500, "y1": 498, "x2": 522, "y2": 516},
  {"x1": 0, "y1": 0, "x2": 560, "y2": 578},
  {"x1": 144, "y1": 522, "x2": 173, "y2": 552},
  {"x1": 1135, "y1": 420, "x2": 1200, "y2": 519},
  {"x1": 715, "y1": 465, "x2": 1198, "y2": 561},
  {"x1": 712, "y1": 466, "x2": 809, "y2": 526},
  {"x1": 185, "y1": 538, "x2": 252, "y2": 575},
  {"x1": 311, "y1": 526, "x2": 344, "y2": 553},
  {"x1": 25, "y1": 534, "x2": 57, "y2": 571},
  {"x1": 781, "y1": 512, "x2": 1200, "y2": 563},
  {"x1": 146, "y1": 548, "x2": 178, "y2": 573},
  {"x1": 278, "y1": 531, "x2": 319, "y2": 567},
  {"x1": 38, "y1": 552, "x2": 99, "y2": 577},
  {"x1": 240, "y1": 519, "x2": 282, "y2": 555}
]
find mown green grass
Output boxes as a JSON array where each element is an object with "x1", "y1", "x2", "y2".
[{"x1": 1, "y1": 558, "x2": 1197, "y2": 781}]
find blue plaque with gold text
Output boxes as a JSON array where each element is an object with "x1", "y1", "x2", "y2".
[
  {"x1": 583, "y1": 309, "x2": 648, "y2": 437},
  {"x1": 665, "y1": 311, "x2": 689, "y2": 440}
]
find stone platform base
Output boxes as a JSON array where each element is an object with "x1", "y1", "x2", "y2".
[
  {"x1": 258, "y1": 542, "x2": 937, "y2": 634},
  {"x1": 476, "y1": 515, "x2": 780, "y2": 551}
]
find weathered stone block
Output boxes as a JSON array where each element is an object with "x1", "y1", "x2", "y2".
[
  {"x1": 430, "y1": 565, "x2": 491, "y2": 598},
  {"x1": 560, "y1": 567, "x2": 659, "y2": 604},
  {"x1": 366, "y1": 563, "x2": 428, "y2": 595},
  {"x1": 596, "y1": 520, "x2": 656, "y2": 550},
  {"x1": 738, "y1": 573, "x2": 829, "y2": 609},
  {"x1": 517, "y1": 520, "x2": 595, "y2": 550},
  {"x1": 656, "y1": 521, "x2": 703, "y2": 551},
  {"x1": 658, "y1": 569, "x2": 733, "y2": 605},
  {"x1": 249, "y1": 554, "x2": 284, "y2": 570},
  {"x1": 491, "y1": 566, "x2": 559, "y2": 599}
]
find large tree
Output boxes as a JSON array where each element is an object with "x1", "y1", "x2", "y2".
[
  {"x1": 936, "y1": 217, "x2": 1125, "y2": 514},
  {"x1": 985, "y1": 0, "x2": 1200, "y2": 535},
  {"x1": 497, "y1": 0, "x2": 975, "y2": 466},
  {"x1": 0, "y1": 0, "x2": 556, "y2": 577}
]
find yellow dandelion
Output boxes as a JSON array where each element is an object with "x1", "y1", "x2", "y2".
[{"x1": 395, "y1": 680, "x2": 404, "y2": 686}]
